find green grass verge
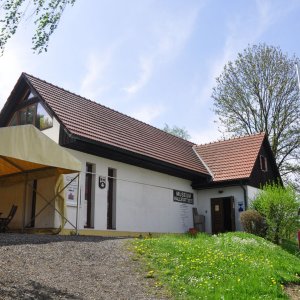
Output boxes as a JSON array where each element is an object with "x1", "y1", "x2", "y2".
[{"x1": 133, "y1": 232, "x2": 300, "y2": 299}]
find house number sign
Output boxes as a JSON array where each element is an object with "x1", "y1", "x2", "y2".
[
  {"x1": 173, "y1": 190, "x2": 194, "y2": 205},
  {"x1": 99, "y1": 176, "x2": 106, "y2": 189}
]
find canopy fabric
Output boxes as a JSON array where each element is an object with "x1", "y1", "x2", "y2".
[{"x1": 0, "y1": 125, "x2": 82, "y2": 183}]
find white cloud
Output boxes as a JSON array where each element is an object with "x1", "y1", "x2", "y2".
[
  {"x1": 80, "y1": 51, "x2": 113, "y2": 100},
  {"x1": 129, "y1": 104, "x2": 165, "y2": 123},
  {"x1": 196, "y1": 0, "x2": 296, "y2": 106},
  {"x1": 123, "y1": 4, "x2": 203, "y2": 96},
  {"x1": 123, "y1": 56, "x2": 153, "y2": 95}
]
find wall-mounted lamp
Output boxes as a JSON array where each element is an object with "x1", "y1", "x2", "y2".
[{"x1": 218, "y1": 190, "x2": 224, "y2": 194}]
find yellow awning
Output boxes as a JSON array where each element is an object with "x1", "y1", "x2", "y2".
[{"x1": 0, "y1": 125, "x2": 81, "y2": 184}]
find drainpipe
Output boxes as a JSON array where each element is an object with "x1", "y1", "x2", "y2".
[{"x1": 240, "y1": 184, "x2": 248, "y2": 210}]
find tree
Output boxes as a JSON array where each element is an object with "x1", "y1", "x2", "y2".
[
  {"x1": 212, "y1": 44, "x2": 300, "y2": 180},
  {"x1": 0, "y1": 0, "x2": 76, "y2": 54},
  {"x1": 163, "y1": 124, "x2": 191, "y2": 140},
  {"x1": 251, "y1": 183, "x2": 299, "y2": 244}
]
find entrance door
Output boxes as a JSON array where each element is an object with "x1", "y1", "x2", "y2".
[{"x1": 211, "y1": 197, "x2": 235, "y2": 234}]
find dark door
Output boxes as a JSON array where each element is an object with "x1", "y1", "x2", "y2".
[
  {"x1": 211, "y1": 198, "x2": 224, "y2": 234},
  {"x1": 107, "y1": 168, "x2": 115, "y2": 230},
  {"x1": 85, "y1": 164, "x2": 93, "y2": 228},
  {"x1": 211, "y1": 197, "x2": 235, "y2": 234}
]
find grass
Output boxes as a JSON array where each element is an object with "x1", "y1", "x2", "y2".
[{"x1": 133, "y1": 232, "x2": 300, "y2": 299}]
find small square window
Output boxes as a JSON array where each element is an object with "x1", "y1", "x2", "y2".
[{"x1": 260, "y1": 155, "x2": 268, "y2": 172}]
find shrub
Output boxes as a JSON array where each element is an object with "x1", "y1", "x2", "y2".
[
  {"x1": 240, "y1": 210, "x2": 267, "y2": 237},
  {"x1": 251, "y1": 183, "x2": 299, "y2": 244}
]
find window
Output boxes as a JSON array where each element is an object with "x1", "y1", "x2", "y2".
[
  {"x1": 85, "y1": 163, "x2": 95, "y2": 228},
  {"x1": 36, "y1": 104, "x2": 53, "y2": 130},
  {"x1": 260, "y1": 155, "x2": 268, "y2": 172},
  {"x1": 27, "y1": 92, "x2": 35, "y2": 100},
  {"x1": 8, "y1": 102, "x2": 53, "y2": 130}
]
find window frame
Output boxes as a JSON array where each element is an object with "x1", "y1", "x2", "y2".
[
  {"x1": 260, "y1": 155, "x2": 268, "y2": 172},
  {"x1": 7, "y1": 100, "x2": 53, "y2": 131}
]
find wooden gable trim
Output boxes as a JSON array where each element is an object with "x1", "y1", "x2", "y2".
[
  {"x1": 22, "y1": 74, "x2": 64, "y2": 128},
  {"x1": 248, "y1": 136, "x2": 282, "y2": 188},
  {"x1": 0, "y1": 75, "x2": 28, "y2": 127},
  {"x1": 0, "y1": 74, "x2": 57, "y2": 128}
]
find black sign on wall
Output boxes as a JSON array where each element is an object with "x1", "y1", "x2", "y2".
[
  {"x1": 99, "y1": 176, "x2": 106, "y2": 189},
  {"x1": 173, "y1": 190, "x2": 194, "y2": 204}
]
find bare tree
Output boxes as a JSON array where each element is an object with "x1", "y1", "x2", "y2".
[
  {"x1": 0, "y1": 0, "x2": 76, "y2": 54},
  {"x1": 212, "y1": 44, "x2": 300, "y2": 180}
]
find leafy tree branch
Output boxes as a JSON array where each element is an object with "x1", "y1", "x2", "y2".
[{"x1": 0, "y1": 0, "x2": 76, "y2": 54}]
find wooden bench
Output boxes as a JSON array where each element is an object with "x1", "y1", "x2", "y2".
[{"x1": 193, "y1": 207, "x2": 205, "y2": 232}]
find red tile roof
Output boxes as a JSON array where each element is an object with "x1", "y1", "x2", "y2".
[
  {"x1": 194, "y1": 133, "x2": 266, "y2": 182},
  {"x1": 23, "y1": 73, "x2": 209, "y2": 175}
]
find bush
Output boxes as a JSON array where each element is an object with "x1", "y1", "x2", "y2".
[
  {"x1": 251, "y1": 183, "x2": 299, "y2": 244},
  {"x1": 240, "y1": 210, "x2": 267, "y2": 237}
]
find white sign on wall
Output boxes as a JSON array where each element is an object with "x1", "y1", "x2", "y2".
[{"x1": 65, "y1": 174, "x2": 79, "y2": 204}]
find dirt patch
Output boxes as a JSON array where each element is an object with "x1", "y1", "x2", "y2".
[{"x1": 285, "y1": 283, "x2": 300, "y2": 300}]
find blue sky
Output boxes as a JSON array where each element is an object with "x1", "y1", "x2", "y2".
[{"x1": 1, "y1": 0, "x2": 300, "y2": 143}]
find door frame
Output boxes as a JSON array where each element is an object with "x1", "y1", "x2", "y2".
[{"x1": 211, "y1": 196, "x2": 235, "y2": 234}]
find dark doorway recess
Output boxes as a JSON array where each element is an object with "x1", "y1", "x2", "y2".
[
  {"x1": 28, "y1": 180, "x2": 37, "y2": 228},
  {"x1": 211, "y1": 197, "x2": 235, "y2": 234},
  {"x1": 85, "y1": 163, "x2": 93, "y2": 228},
  {"x1": 107, "y1": 168, "x2": 116, "y2": 230}
]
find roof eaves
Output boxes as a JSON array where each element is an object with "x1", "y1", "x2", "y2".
[{"x1": 68, "y1": 133, "x2": 211, "y2": 179}]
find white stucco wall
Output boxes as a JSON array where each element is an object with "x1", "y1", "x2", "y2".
[
  {"x1": 247, "y1": 186, "x2": 261, "y2": 206},
  {"x1": 41, "y1": 118, "x2": 60, "y2": 143},
  {"x1": 34, "y1": 176, "x2": 56, "y2": 228},
  {"x1": 197, "y1": 186, "x2": 247, "y2": 233},
  {"x1": 63, "y1": 149, "x2": 197, "y2": 233}
]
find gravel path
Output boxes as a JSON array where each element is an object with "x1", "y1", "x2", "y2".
[{"x1": 0, "y1": 233, "x2": 166, "y2": 300}]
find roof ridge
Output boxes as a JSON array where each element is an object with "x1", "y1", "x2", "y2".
[
  {"x1": 196, "y1": 132, "x2": 265, "y2": 147},
  {"x1": 22, "y1": 72, "x2": 195, "y2": 146},
  {"x1": 192, "y1": 145, "x2": 214, "y2": 178}
]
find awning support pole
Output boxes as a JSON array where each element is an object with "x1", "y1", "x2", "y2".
[
  {"x1": 22, "y1": 173, "x2": 28, "y2": 232},
  {"x1": 25, "y1": 175, "x2": 79, "y2": 230},
  {"x1": 75, "y1": 174, "x2": 80, "y2": 235}
]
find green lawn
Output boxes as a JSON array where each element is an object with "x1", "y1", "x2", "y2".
[{"x1": 133, "y1": 232, "x2": 300, "y2": 299}]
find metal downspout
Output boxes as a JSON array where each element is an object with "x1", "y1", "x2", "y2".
[{"x1": 240, "y1": 184, "x2": 248, "y2": 210}]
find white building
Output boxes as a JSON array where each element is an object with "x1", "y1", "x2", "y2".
[{"x1": 0, "y1": 73, "x2": 281, "y2": 235}]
